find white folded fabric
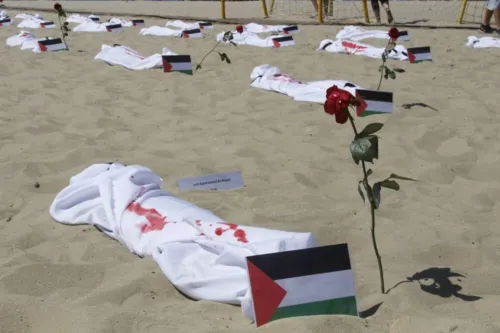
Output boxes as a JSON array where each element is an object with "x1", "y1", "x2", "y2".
[
  {"x1": 335, "y1": 25, "x2": 390, "y2": 41},
  {"x1": 250, "y1": 64, "x2": 361, "y2": 104},
  {"x1": 49, "y1": 163, "x2": 317, "y2": 321},
  {"x1": 0, "y1": 10, "x2": 8, "y2": 20},
  {"x1": 318, "y1": 39, "x2": 408, "y2": 61},
  {"x1": 94, "y1": 44, "x2": 176, "y2": 70},
  {"x1": 139, "y1": 26, "x2": 183, "y2": 37},
  {"x1": 465, "y1": 36, "x2": 500, "y2": 48},
  {"x1": 216, "y1": 30, "x2": 287, "y2": 48}
]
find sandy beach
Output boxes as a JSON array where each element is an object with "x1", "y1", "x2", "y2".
[{"x1": 1, "y1": 1, "x2": 500, "y2": 332}]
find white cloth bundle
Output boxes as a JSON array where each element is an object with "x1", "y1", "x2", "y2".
[
  {"x1": 166, "y1": 19, "x2": 207, "y2": 30},
  {"x1": 109, "y1": 17, "x2": 133, "y2": 27},
  {"x1": 94, "y1": 44, "x2": 176, "y2": 70},
  {"x1": 73, "y1": 21, "x2": 125, "y2": 32},
  {"x1": 17, "y1": 15, "x2": 53, "y2": 29},
  {"x1": 0, "y1": 10, "x2": 8, "y2": 20},
  {"x1": 50, "y1": 163, "x2": 316, "y2": 320},
  {"x1": 318, "y1": 39, "x2": 408, "y2": 61},
  {"x1": 465, "y1": 36, "x2": 500, "y2": 48},
  {"x1": 335, "y1": 25, "x2": 390, "y2": 41},
  {"x1": 73, "y1": 21, "x2": 107, "y2": 32},
  {"x1": 139, "y1": 26, "x2": 183, "y2": 37},
  {"x1": 244, "y1": 23, "x2": 289, "y2": 33},
  {"x1": 216, "y1": 30, "x2": 287, "y2": 48},
  {"x1": 250, "y1": 64, "x2": 361, "y2": 104},
  {"x1": 6, "y1": 31, "x2": 42, "y2": 52},
  {"x1": 15, "y1": 13, "x2": 43, "y2": 20},
  {"x1": 66, "y1": 14, "x2": 100, "y2": 23}
]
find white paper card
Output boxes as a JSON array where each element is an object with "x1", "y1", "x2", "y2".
[{"x1": 177, "y1": 171, "x2": 244, "y2": 191}]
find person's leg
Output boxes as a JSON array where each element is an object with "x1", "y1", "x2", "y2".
[
  {"x1": 493, "y1": 0, "x2": 500, "y2": 30},
  {"x1": 371, "y1": 0, "x2": 381, "y2": 23},
  {"x1": 379, "y1": 0, "x2": 394, "y2": 23},
  {"x1": 311, "y1": 0, "x2": 319, "y2": 14},
  {"x1": 480, "y1": 0, "x2": 498, "y2": 32}
]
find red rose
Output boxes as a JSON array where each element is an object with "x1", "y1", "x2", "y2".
[
  {"x1": 54, "y1": 3, "x2": 62, "y2": 10},
  {"x1": 388, "y1": 27, "x2": 399, "y2": 41},
  {"x1": 324, "y1": 85, "x2": 354, "y2": 124},
  {"x1": 235, "y1": 25, "x2": 243, "y2": 34}
]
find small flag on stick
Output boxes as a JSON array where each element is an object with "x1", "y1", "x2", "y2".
[
  {"x1": 247, "y1": 243, "x2": 358, "y2": 327},
  {"x1": 198, "y1": 22, "x2": 213, "y2": 30},
  {"x1": 356, "y1": 89, "x2": 393, "y2": 117},
  {"x1": 40, "y1": 21, "x2": 56, "y2": 28},
  {"x1": 397, "y1": 30, "x2": 409, "y2": 42},
  {"x1": 106, "y1": 24, "x2": 123, "y2": 33},
  {"x1": 407, "y1": 46, "x2": 432, "y2": 63},
  {"x1": 0, "y1": 18, "x2": 12, "y2": 26},
  {"x1": 272, "y1": 36, "x2": 295, "y2": 48},
  {"x1": 182, "y1": 28, "x2": 203, "y2": 38},
  {"x1": 282, "y1": 25, "x2": 299, "y2": 35},
  {"x1": 132, "y1": 19, "x2": 145, "y2": 27},
  {"x1": 162, "y1": 55, "x2": 193, "y2": 75},
  {"x1": 38, "y1": 38, "x2": 67, "y2": 52}
]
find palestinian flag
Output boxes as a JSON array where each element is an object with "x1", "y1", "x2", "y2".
[
  {"x1": 106, "y1": 24, "x2": 123, "y2": 33},
  {"x1": 247, "y1": 243, "x2": 358, "y2": 327},
  {"x1": 0, "y1": 18, "x2": 12, "y2": 26},
  {"x1": 282, "y1": 25, "x2": 299, "y2": 35},
  {"x1": 162, "y1": 55, "x2": 193, "y2": 75},
  {"x1": 40, "y1": 21, "x2": 56, "y2": 29},
  {"x1": 407, "y1": 46, "x2": 432, "y2": 63},
  {"x1": 355, "y1": 89, "x2": 393, "y2": 117},
  {"x1": 182, "y1": 28, "x2": 203, "y2": 38},
  {"x1": 90, "y1": 16, "x2": 100, "y2": 22},
  {"x1": 272, "y1": 36, "x2": 295, "y2": 48},
  {"x1": 397, "y1": 30, "x2": 409, "y2": 42},
  {"x1": 38, "y1": 38, "x2": 67, "y2": 52},
  {"x1": 198, "y1": 22, "x2": 213, "y2": 30},
  {"x1": 132, "y1": 19, "x2": 145, "y2": 27}
]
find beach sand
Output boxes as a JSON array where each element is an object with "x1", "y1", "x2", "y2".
[{"x1": 1, "y1": 2, "x2": 500, "y2": 333}]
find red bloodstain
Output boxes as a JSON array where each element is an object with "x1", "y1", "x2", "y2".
[
  {"x1": 341, "y1": 40, "x2": 368, "y2": 54},
  {"x1": 213, "y1": 222, "x2": 248, "y2": 243},
  {"x1": 127, "y1": 201, "x2": 176, "y2": 233},
  {"x1": 273, "y1": 73, "x2": 302, "y2": 84}
]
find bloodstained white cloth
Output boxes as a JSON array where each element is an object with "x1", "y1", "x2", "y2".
[
  {"x1": 465, "y1": 36, "x2": 500, "y2": 48},
  {"x1": 250, "y1": 64, "x2": 361, "y2": 104},
  {"x1": 49, "y1": 163, "x2": 316, "y2": 320}
]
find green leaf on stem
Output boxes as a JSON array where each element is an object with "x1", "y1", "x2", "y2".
[
  {"x1": 372, "y1": 182, "x2": 381, "y2": 209},
  {"x1": 388, "y1": 173, "x2": 418, "y2": 182},
  {"x1": 378, "y1": 65, "x2": 386, "y2": 72},
  {"x1": 367, "y1": 169, "x2": 373, "y2": 177},
  {"x1": 195, "y1": 64, "x2": 202, "y2": 71},
  {"x1": 358, "y1": 123, "x2": 384, "y2": 138},
  {"x1": 389, "y1": 71, "x2": 396, "y2": 79},
  {"x1": 63, "y1": 22, "x2": 69, "y2": 26},
  {"x1": 384, "y1": 71, "x2": 389, "y2": 80},
  {"x1": 357, "y1": 180, "x2": 366, "y2": 203},
  {"x1": 350, "y1": 135, "x2": 379, "y2": 164},
  {"x1": 393, "y1": 68, "x2": 405, "y2": 73},
  {"x1": 381, "y1": 52, "x2": 387, "y2": 63},
  {"x1": 63, "y1": 33, "x2": 68, "y2": 37},
  {"x1": 379, "y1": 179, "x2": 400, "y2": 190}
]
